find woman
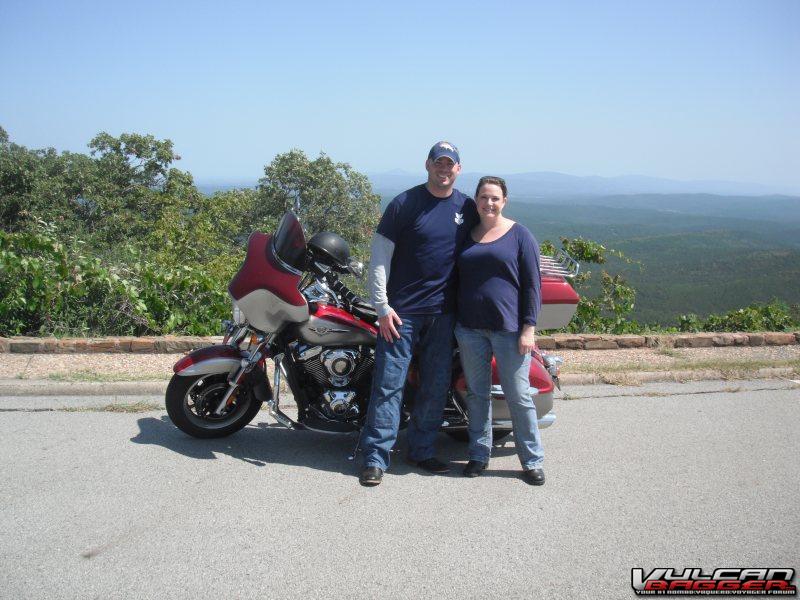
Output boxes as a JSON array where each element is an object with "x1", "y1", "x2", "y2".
[{"x1": 455, "y1": 176, "x2": 545, "y2": 485}]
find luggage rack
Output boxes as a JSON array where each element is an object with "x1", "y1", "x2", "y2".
[{"x1": 540, "y1": 249, "x2": 580, "y2": 279}]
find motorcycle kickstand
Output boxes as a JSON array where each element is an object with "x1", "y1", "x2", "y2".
[{"x1": 347, "y1": 432, "x2": 361, "y2": 462}]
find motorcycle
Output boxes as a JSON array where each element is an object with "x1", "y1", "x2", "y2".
[{"x1": 165, "y1": 211, "x2": 580, "y2": 446}]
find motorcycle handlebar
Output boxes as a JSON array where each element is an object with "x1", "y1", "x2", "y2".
[
  {"x1": 307, "y1": 259, "x2": 365, "y2": 308},
  {"x1": 324, "y1": 272, "x2": 362, "y2": 306}
]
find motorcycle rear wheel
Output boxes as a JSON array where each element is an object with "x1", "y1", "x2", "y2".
[
  {"x1": 165, "y1": 373, "x2": 262, "y2": 438},
  {"x1": 446, "y1": 429, "x2": 512, "y2": 443}
]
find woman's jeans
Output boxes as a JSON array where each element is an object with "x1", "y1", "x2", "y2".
[
  {"x1": 454, "y1": 323, "x2": 544, "y2": 470},
  {"x1": 359, "y1": 313, "x2": 455, "y2": 471}
]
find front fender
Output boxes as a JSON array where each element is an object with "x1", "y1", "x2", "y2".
[{"x1": 173, "y1": 345, "x2": 245, "y2": 376}]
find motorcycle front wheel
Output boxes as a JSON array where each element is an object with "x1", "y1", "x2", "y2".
[{"x1": 165, "y1": 373, "x2": 263, "y2": 438}]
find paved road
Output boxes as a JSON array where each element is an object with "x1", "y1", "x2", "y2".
[{"x1": 1, "y1": 380, "x2": 798, "y2": 599}]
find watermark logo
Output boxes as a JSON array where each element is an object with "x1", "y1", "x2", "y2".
[{"x1": 632, "y1": 567, "x2": 797, "y2": 595}]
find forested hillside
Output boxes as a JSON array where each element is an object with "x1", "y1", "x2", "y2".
[
  {"x1": 504, "y1": 200, "x2": 800, "y2": 324},
  {"x1": 2, "y1": 126, "x2": 798, "y2": 336}
]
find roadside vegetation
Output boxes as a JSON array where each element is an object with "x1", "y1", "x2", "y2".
[{"x1": 1, "y1": 126, "x2": 798, "y2": 337}]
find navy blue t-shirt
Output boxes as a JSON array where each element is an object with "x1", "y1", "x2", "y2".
[
  {"x1": 377, "y1": 184, "x2": 478, "y2": 315},
  {"x1": 456, "y1": 223, "x2": 542, "y2": 331}
]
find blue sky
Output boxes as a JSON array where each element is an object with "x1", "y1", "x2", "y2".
[{"x1": 1, "y1": 0, "x2": 798, "y2": 188}]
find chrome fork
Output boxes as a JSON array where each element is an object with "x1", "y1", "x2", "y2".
[{"x1": 266, "y1": 354, "x2": 296, "y2": 429}]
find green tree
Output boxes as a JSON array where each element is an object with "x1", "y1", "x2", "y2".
[
  {"x1": 0, "y1": 128, "x2": 94, "y2": 234},
  {"x1": 256, "y1": 149, "x2": 381, "y2": 259}
]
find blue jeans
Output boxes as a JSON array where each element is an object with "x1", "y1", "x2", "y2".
[
  {"x1": 454, "y1": 323, "x2": 544, "y2": 470},
  {"x1": 359, "y1": 313, "x2": 455, "y2": 471}
]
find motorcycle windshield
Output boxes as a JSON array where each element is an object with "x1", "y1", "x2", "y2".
[{"x1": 271, "y1": 211, "x2": 307, "y2": 274}]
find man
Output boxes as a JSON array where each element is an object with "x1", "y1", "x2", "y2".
[{"x1": 359, "y1": 141, "x2": 478, "y2": 486}]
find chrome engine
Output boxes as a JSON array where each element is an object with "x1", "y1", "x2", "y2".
[
  {"x1": 321, "y1": 349, "x2": 359, "y2": 387},
  {"x1": 294, "y1": 344, "x2": 374, "y2": 420}
]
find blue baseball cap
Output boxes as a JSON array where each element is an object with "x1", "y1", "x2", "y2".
[{"x1": 427, "y1": 141, "x2": 460, "y2": 164}]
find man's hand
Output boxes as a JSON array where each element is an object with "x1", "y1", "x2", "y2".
[
  {"x1": 519, "y1": 325, "x2": 536, "y2": 355},
  {"x1": 378, "y1": 309, "x2": 403, "y2": 343}
]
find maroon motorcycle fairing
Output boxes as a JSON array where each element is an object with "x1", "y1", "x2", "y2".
[
  {"x1": 228, "y1": 231, "x2": 309, "y2": 333},
  {"x1": 228, "y1": 232, "x2": 306, "y2": 308}
]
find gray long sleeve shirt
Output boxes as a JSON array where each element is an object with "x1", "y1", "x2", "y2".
[{"x1": 367, "y1": 232, "x2": 395, "y2": 318}]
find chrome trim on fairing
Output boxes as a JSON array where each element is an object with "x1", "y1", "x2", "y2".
[
  {"x1": 490, "y1": 384, "x2": 538, "y2": 398},
  {"x1": 176, "y1": 357, "x2": 240, "y2": 376}
]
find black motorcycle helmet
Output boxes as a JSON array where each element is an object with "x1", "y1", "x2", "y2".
[{"x1": 307, "y1": 231, "x2": 351, "y2": 269}]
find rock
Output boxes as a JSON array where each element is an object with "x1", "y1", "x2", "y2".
[
  {"x1": 536, "y1": 336, "x2": 556, "y2": 350},
  {"x1": 73, "y1": 339, "x2": 92, "y2": 353},
  {"x1": 10, "y1": 338, "x2": 46, "y2": 353},
  {"x1": 613, "y1": 335, "x2": 646, "y2": 348},
  {"x1": 674, "y1": 334, "x2": 715, "y2": 348},
  {"x1": 89, "y1": 338, "x2": 121, "y2": 352},
  {"x1": 731, "y1": 333, "x2": 749, "y2": 345},
  {"x1": 711, "y1": 334, "x2": 736, "y2": 346},
  {"x1": 130, "y1": 337, "x2": 157, "y2": 353},
  {"x1": 645, "y1": 335, "x2": 676, "y2": 348},
  {"x1": 584, "y1": 339, "x2": 619, "y2": 350},
  {"x1": 116, "y1": 337, "x2": 135, "y2": 352},
  {"x1": 0, "y1": 338, "x2": 10, "y2": 352},
  {"x1": 55, "y1": 339, "x2": 77, "y2": 353},
  {"x1": 580, "y1": 335, "x2": 601, "y2": 341},
  {"x1": 153, "y1": 337, "x2": 211, "y2": 353},
  {"x1": 747, "y1": 334, "x2": 765, "y2": 346},
  {"x1": 763, "y1": 332, "x2": 796, "y2": 345},
  {"x1": 154, "y1": 336, "x2": 188, "y2": 353},
  {"x1": 553, "y1": 335, "x2": 585, "y2": 350}
]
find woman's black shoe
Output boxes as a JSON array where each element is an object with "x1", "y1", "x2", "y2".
[
  {"x1": 359, "y1": 466, "x2": 384, "y2": 486},
  {"x1": 463, "y1": 460, "x2": 488, "y2": 478}
]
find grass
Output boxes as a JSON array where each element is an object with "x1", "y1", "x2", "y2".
[{"x1": 565, "y1": 357, "x2": 800, "y2": 375}]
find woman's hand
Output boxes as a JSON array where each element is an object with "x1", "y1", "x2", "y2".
[{"x1": 518, "y1": 325, "x2": 536, "y2": 355}]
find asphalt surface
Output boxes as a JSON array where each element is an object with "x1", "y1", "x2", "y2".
[{"x1": 1, "y1": 380, "x2": 799, "y2": 599}]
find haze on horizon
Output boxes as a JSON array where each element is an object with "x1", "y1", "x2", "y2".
[{"x1": 1, "y1": 0, "x2": 798, "y2": 190}]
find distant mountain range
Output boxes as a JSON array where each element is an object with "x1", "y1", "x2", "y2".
[
  {"x1": 197, "y1": 171, "x2": 800, "y2": 198},
  {"x1": 366, "y1": 170, "x2": 800, "y2": 198}
]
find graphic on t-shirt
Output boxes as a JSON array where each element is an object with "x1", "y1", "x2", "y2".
[{"x1": 454, "y1": 212, "x2": 464, "y2": 225}]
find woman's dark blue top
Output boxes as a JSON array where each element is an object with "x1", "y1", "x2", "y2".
[{"x1": 456, "y1": 222, "x2": 541, "y2": 332}]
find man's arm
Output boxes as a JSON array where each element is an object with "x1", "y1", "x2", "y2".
[
  {"x1": 368, "y1": 232, "x2": 394, "y2": 317},
  {"x1": 368, "y1": 232, "x2": 402, "y2": 342}
]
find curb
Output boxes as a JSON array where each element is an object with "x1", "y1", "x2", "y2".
[
  {"x1": 1, "y1": 332, "x2": 799, "y2": 353},
  {"x1": 2, "y1": 367, "x2": 796, "y2": 398},
  {"x1": 0, "y1": 379, "x2": 170, "y2": 397}
]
